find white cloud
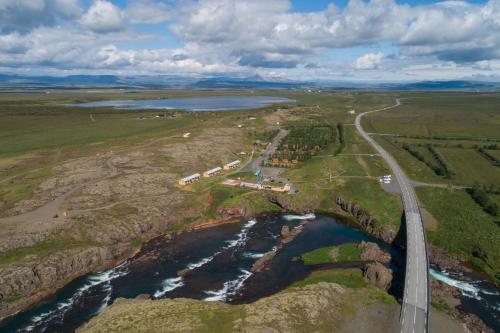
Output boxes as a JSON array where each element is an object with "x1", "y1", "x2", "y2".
[
  {"x1": 0, "y1": 0, "x2": 82, "y2": 33},
  {"x1": 170, "y1": 0, "x2": 411, "y2": 68},
  {"x1": 124, "y1": 0, "x2": 171, "y2": 24},
  {"x1": 0, "y1": 0, "x2": 499, "y2": 80},
  {"x1": 400, "y1": 1, "x2": 500, "y2": 62},
  {"x1": 353, "y1": 52, "x2": 384, "y2": 69},
  {"x1": 80, "y1": 0, "x2": 124, "y2": 33}
]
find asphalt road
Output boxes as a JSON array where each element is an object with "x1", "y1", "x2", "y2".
[
  {"x1": 355, "y1": 99, "x2": 429, "y2": 333},
  {"x1": 241, "y1": 128, "x2": 289, "y2": 173}
]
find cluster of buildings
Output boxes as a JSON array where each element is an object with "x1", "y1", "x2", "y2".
[
  {"x1": 178, "y1": 160, "x2": 241, "y2": 186},
  {"x1": 222, "y1": 179, "x2": 291, "y2": 193}
]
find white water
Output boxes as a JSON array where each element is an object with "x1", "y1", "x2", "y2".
[
  {"x1": 430, "y1": 267, "x2": 481, "y2": 299},
  {"x1": 153, "y1": 218, "x2": 258, "y2": 298},
  {"x1": 187, "y1": 255, "x2": 218, "y2": 270},
  {"x1": 223, "y1": 219, "x2": 257, "y2": 250},
  {"x1": 153, "y1": 277, "x2": 185, "y2": 298},
  {"x1": 24, "y1": 264, "x2": 129, "y2": 331},
  {"x1": 204, "y1": 269, "x2": 253, "y2": 302},
  {"x1": 282, "y1": 213, "x2": 316, "y2": 221},
  {"x1": 242, "y1": 252, "x2": 266, "y2": 259}
]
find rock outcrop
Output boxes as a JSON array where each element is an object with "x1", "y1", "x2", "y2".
[
  {"x1": 463, "y1": 314, "x2": 494, "y2": 333},
  {"x1": 77, "y1": 282, "x2": 350, "y2": 333},
  {"x1": 428, "y1": 244, "x2": 470, "y2": 273},
  {"x1": 217, "y1": 207, "x2": 246, "y2": 220},
  {"x1": 358, "y1": 241, "x2": 391, "y2": 263},
  {"x1": 0, "y1": 244, "x2": 133, "y2": 319},
  {"x1": 362, "y1": 262, "x2": 393, "y2": 290},
  {"x1": 335, "y1": 196, "x2": 396, "y2": 243},
  {"x1": 251, "y1": 251, "x2": 276, "y2": 273},
  {"x1": 280, "y1": 225, "x2": 303, "y2": 244},
  {"x1": 431, "y1": 279, "x2": 494, "y2": 333}
]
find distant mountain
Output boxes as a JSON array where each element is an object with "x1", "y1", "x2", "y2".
[
  {"x1": 191, "y1": 77, "x2": 303, "y2": 89},
  {"x1": 384, "y1": 80, "x2": 500, "y2": 91},
  {"x1": 0, "y1": 74, "x2": 498, "y2": 91}
]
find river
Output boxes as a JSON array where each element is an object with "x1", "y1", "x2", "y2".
[
  {"x1": 430, "y1": 266, "x2": 499, "y2": 331},
  {"x1": 0, "y1": 214, "x2": 498, "y2": 332}
]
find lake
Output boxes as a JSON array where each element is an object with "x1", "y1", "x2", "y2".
[{"x1": 70, "y1": 96, "x2": 295, "y2": 111}]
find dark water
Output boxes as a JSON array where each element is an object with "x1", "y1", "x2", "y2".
[
  {"x1": 70, "y1": 96, "x2": 295, "y2": 111},
  {"x1": 0, "y1": 214, "x2": 399, "y2": 333},
  {"x1": 430, "y1": 266, "x2": 500, "y2": 332},
  {"x1": 1, "y1": 214, "x2": 497, "y2": 332}
]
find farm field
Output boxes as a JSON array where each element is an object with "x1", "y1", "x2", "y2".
[
  {"x1": 486, "y1": 149, "x2": 500, "y2": 160},
  {"x1": 362, "y1": 93, "x2": 500, "y2": 139},
  {"x1": 416, "y1": 187, "x2": 499, "y2": 281},
  {"x1": 437, "y1": 148, "x2": 500, "y2": 185}
]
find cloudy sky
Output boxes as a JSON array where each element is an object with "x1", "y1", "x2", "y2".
[{"x1": 1, "y1": 0, "x2": 499, "y2": 81}]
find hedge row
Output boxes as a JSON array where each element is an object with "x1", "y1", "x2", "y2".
[
  {"x1": 427, "y1": 146, "x2": 456, "y2": 178},
  {"x1": 395, "y1": 134, "x2": 500, "y2": 142},
  {"x1": 468, "y1": 184, "x2": 499, "y2": 216},
  {"x1": 478, "y1": 148, "x2": 500, "y2": 167},
  {"x1": 401, "y1": 144, "x2": 455, "y2": 178}
]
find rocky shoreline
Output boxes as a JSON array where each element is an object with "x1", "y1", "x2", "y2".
[
  {"x1": 0, "y1": 195, "x2": 495, "y2": 333},
  {"x1": 0, "y1": 244, "x2": 138, "y2": 322}
]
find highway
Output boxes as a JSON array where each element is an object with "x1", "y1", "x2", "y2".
[{"x1": 355, "y1": 99, "x2": 429, "y2": 333}]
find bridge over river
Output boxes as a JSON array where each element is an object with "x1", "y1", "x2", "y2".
[{"x1": 355, "y1": 99, "x2": 429, "y2": 333}]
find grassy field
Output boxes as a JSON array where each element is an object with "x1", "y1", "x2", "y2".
[
  {"x1": 282, "y1": 149, "x2": 402, "y2": 232},
  {"x1": 437, "y1": 148, "x2": 500, "y2": 185},
  {"x1": 342, "y1": 125, "x2": 376, "y2": 154},
  {"x1": 362, "y1": 93, "x2": 500, "y2": 139},
  {"x1": 487, "y1": 150, "x2": 500, "y2": 160},
  {"x1": 298, "y1": 243, "x2": 362, "y2": 265},
  {"x1": 290, "y1": 269, "x2": 367, "y2": 289},
  {"x1": 416, "y1": 187, "x2": 499, "y2": 282},
  {"x1": 373, "y1": 136, "x2": 445, "y2": 184}
]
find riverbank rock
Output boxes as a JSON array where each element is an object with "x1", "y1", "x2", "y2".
[
  {"x1": 431, "y1": 279, "x2": 461, "y2": 308},
  {"x1": 280, "y1": 225, "x2": 303, "y2": 244},
  {"x1": 363, "y1": 262, "x2": 393, "y2": 290},
  {"x1": 77, "y1": 283, "x2": 349, "y2": 333},
  {"x1": 431, "y1": 279, "x2": 494, "y2": 333},
  {"x1": 217, "y1": 207, "x2": 245, "y2": 219},
  {"x1": 428, "y1": 244, "x2": 470, "y2": 273},
  {"x1": 358, "y1": 241, "x2": 391, "y2": 263},
  {"x1": 335, "y1": 196, "x2": 396, "y2": 243},
  {"x1": 77, "y1": 281, "x2": 402, "y2": 333},
  {"x1": 251, "y1": 251, "x2": 276, "y2": 273},
  {"x1": 463, "y1": 314, "x2": 494, "y2": 333},
  {"x1": 0, "y1": 245, "x2": 130, "y2": 319},
  {"x1": 177, "y1": 268, "x2": 191, "y2": 277}
]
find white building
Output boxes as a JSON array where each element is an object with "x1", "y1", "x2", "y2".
[
  {"x1": 224, "y1": 160, "x2": 241, "y2": 170},
  {"x1": 203, "y1": 167, "x2": 222, "y2": 178},
  {"x1": 179, "y1": 173, "x2": 201, "y2": 186}
]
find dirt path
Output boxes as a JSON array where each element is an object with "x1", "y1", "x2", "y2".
[
  {"x1": 410, "y1": 180, "x2": 468, "y2": 190},
  {"x1": 352, "y1": 144, "x2": 371, "y2": 176}
]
